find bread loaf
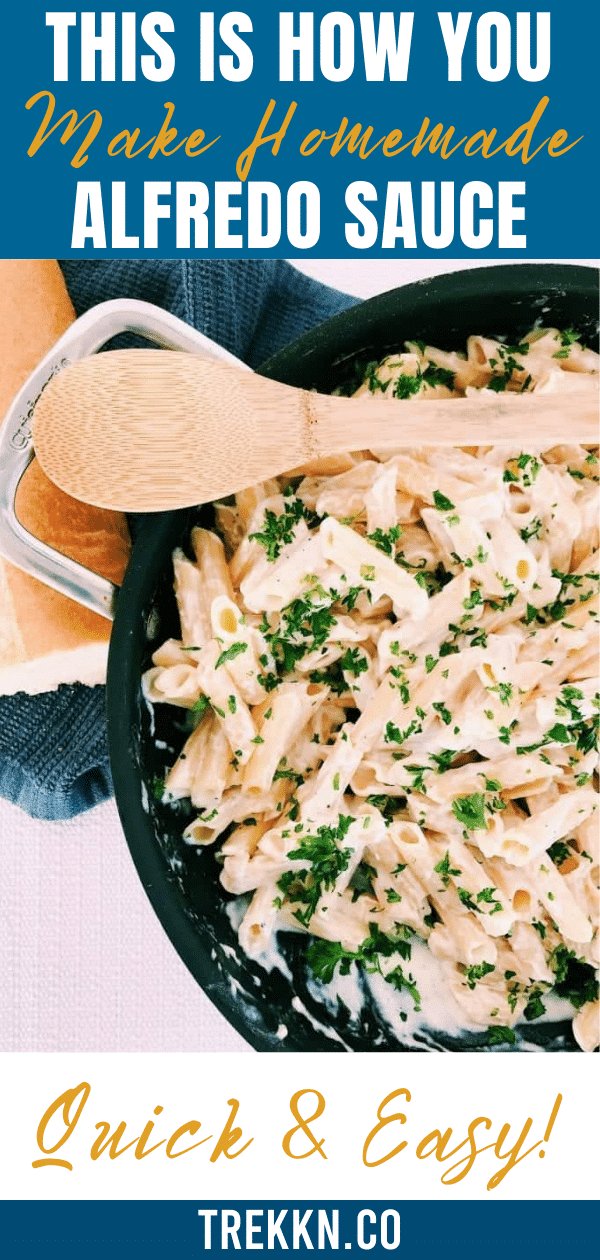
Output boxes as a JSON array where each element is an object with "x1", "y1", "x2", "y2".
[{"x1": 0, "y1": 260, "x2": 131, "y2": 694}]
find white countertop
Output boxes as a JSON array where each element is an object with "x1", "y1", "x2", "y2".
[{"x1": 1, "y1": 257, "x2": 596, "y2": 1052}]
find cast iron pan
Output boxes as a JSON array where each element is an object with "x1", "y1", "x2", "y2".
[{"x1": 107, "y1": 264, "x2": 599, "y2": 1052}]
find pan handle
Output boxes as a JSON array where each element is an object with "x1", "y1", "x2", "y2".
[{"x1": 0, "y1": 299, "x2": 249, "y2": 620}]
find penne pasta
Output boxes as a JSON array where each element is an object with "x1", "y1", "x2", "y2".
[{"x1": 148, "y1": 325, "x2": 599, "y2": 1049}]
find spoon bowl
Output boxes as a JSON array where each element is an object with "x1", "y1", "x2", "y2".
[{"x1": 33, "y1": 348, "x2": 598, "y2": 512}]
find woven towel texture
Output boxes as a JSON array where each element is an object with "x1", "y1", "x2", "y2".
[{"x1": 0, "y1": 260, "x2": 356, "y2": 819}]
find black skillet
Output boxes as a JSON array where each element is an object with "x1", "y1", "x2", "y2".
[{"x1": 107, "y1": 263, "x2": 599, "y2": 1052}]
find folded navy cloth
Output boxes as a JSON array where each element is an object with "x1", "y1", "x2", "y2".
[{"x1": 0, "y1": 261, "x2": 357, "y2": 820}]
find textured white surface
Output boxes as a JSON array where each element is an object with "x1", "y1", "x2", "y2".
[
  {"x1": 0, "y1": 795, "x2": 250, "y2": 1051},
  {"x1": 1, "y1": 258, "x2": 596, "y2": 1052}
]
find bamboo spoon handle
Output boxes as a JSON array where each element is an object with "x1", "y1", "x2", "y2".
[
  {"x1": 306, "y1": 382, "x2": 597, "y2": 451},
  {"x1": 32, "y1": 349, "x2": 599, "y2": 512}
]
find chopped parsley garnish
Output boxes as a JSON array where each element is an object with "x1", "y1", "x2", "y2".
[
  {"x1": 215, "y1": 641, "x2": 247, "y2": 669},
  {"x1": 250, "y1": 496, "x2": 319, "y2": 562},
  {"x1": 393, "y1": 372, "x2": 422, "y2": 400},
  {"x1": 547, "y1": 840, "x2": 573, "y2": 867},
  {"x1": 549, "y1": 947, "x2": 598, "y2": 1010},
  {"x1": 198, "y1": 807, "x2": 218, "y2": 823},
  {"x1": 487, "y1": 588, "x2": 518, "y2": 613},
  {"x1": 507, "y1": 984, "x2": 520, "y2": 1014},
  {"x1": 349, "y1": 861, "x2": 377, "y2": 901},
  {"x1": 457, "y1": 887, "x2": 478, "y2": 912},
  {"x1": 386, "y1": 963, "x2": 421, "y2": 1009},
  {"x1": 366, "y1": 364, "x2": 392, "y2": 393},
  {"x1": 434, "y1": 850, "x2": 461, "y2": 888},
  {"x1": 307, "y1": 922, "x2": 420, "y2": 1009},
  {"x1": 266, "y1": 593, "x2": 337, "y2": 674},
  {"x1": 273, "y1": 764, "x2": 305, "y2": 787},
  {"x1": 488, "y1": 374, "x2": 511, "y2": 393},
  {"x1": 341, "y1": 585, "x2": 362, "y2": 611},
  {"x1": 432, "y1": 701, "x2": 452, "y2": 725},
  {"x1": 433, "y1": 489, "x2": 455, "y2": 512},
  {"x1": 391, "y1": 361, "x2": 455, "y2": 399},
  {"x1": 503, "y1": 453, "x2": 542, "y2": 487},
  {"x1": 367, "y1": 525, "x2": 401, "y2": 556},
  {"x1": 555, "y1": 684, "x2": 584, "y2": 723},
  {"x1": 457, "y1": 886, "x2": 502, "y2": 916},
  {"x1": 549, "y1": 945, "x2": 575, "y2": 985},
  {"x1": 516, "y1": 452, "x2": 541, "y2": 480},
  {"x1": 520, "y1": 517, "x2": 543, "y2": 542},
  {"x1": 523, "y1": 990, "x2": 547, "y2": 1021},
  {"x1": 422, "y1": 364, "x2": 455, "y2": 390},
  {"x1": 526, "y1": 581, "x2": 578, "y2": 627},
  {"x1": 487, "y1": 345, "x2": 529, "y2": 394},
  {"x1": 337, "y1": 359, "x2": 379, "y2": 397},
  {"x1": 517, "y1": 715, "x2": 599, "y2": 757},
  {"x1": 340, "y1": 647, "x2": 369, "y2": 677},
  {"x1": 553, "y1": 329, "x2": 579, "y2": 357},
  {"x1": 304, "y1": 946, "x2": 347, "y2": 982},
  {"x1": 475, "y1": 886, "x2": 503, "y2": 913},
  {"x1": 365, "y1": 794, "x2": 405, "y2": 823},
  {"x1": 258, "y1": 669, "x2": 281, "y2": 692},
  {"x1": 462, "y1": 587, "x2": 483, "y2": 610},
  {"x1": 405, "y1": 764, "x2": 427, "y2": 793},
  {"x1": 430, "y1": 748, "x2": 454, "y2": 773},
  {"x1": 396, "y1": 557, "x2": 452, "y2": 598},
  {"x1": 192, "y1": 694, "x2": 210, "y2": 717},
  {"x1": 150, "y1": 774, "x2": 165, "y2": 800},
  {"x1": 486, "y1": 1025, "x2": 516, "y2": 1046},
  {"x1": 464, "y1": 960, "x2": 495, "y2": 990},
  {"x1": 309, "y1": 662, "x2": 347, "y2": 695},
  {"x1": 384, "y1": 719, "x2": 421, "y2": 745},
  {"x1": 275, "y1": 815, "x2": 354, "y2": 927},
  {"x1": 452, "y1": 793, "x2": 488, "y2": 831},
  {"x1": 488, "y1": 681, "x2": 513, "y2": 706}
]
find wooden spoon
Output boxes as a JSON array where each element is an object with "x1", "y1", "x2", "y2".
[{"x1": 32, "y1": 349, "x2": 599, "y2": 512}]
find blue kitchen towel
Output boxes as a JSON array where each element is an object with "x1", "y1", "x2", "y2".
[{"x1": 0, "y1": 261, "x2": 358, "y2": 820}]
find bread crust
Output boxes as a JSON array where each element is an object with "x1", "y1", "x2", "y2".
[{"x1": 0, "y1": 260, "x2": 131, "y2": 692}]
